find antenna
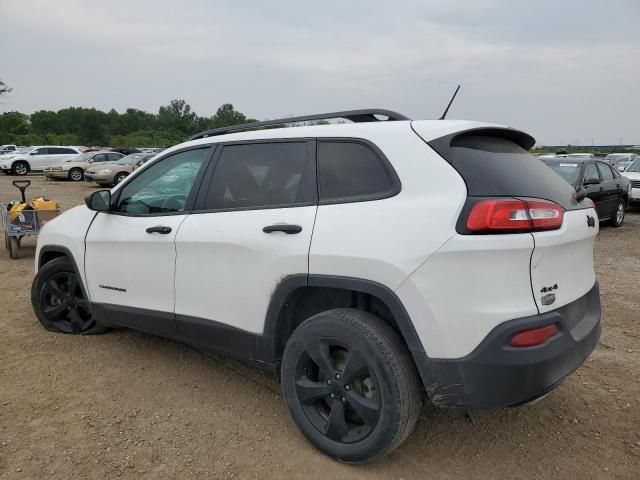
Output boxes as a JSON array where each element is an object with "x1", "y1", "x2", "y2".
[{"x1": 438, "y1": 84, "x2": 461, "y2": 120}]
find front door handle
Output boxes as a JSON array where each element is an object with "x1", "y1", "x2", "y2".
[
  {"x1": 146, "y1": 226, "x2": 172, "y2": 234},
  {"x1": 263, "y1": 224, "x2": 302, "y2": 234}
]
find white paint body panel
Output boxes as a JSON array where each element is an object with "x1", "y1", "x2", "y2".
[
  {"x1": 530, "y1": 208, "x2": 598, "y2": 313},
  {"x1": 84, "y1": 213, "x2": 187, "y2": 312},
  {"x1": 309, "y1": 124, "x2": 467, "y2": 290},
  {"x1": 34, "y1": 205, "x2": 97, "y2": 289},
  {"x1": 174, "y1": 206, "x2": 317, "y2": 333},
  {"x1": 396, "y1": 234, "x2": 538, "y2": 358}
]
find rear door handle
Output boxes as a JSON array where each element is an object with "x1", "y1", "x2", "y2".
[
  {"x1": 146, "y1": 226, "x2": 172, "y2": 234},
  {"x1": 263, "y1": 224, "x2": 302, "y2": 234}
]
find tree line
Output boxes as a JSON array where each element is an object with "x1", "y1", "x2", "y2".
[{"x1": 0, "y1": 99, "x2": 255, "y2": 147}]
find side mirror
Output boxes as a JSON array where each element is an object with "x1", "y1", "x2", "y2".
[
  {"x1": 618, "y1": 166, "x2": 625, "y2": 172},
  {"x1": 85, "y1": 190, "x2": 112, "y2": 212},
  {"x1": 584, "y1": 178, "x2": 600, "y2": 186}
]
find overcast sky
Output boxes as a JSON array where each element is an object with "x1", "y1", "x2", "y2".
[{"x1": 1, "y1": 0, "x2": 639, "y2": 145}]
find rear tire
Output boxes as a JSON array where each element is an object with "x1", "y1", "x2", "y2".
[
  {"x1": 114, "y1": 172, "x2": 128, "y2": 184},
  {"x1": 610, "y1": 200, "x2": 625, "y2": 227},
  {"x1": 12, "y1": 161, "x2": 28, "y2": 176},
  {"x1": 8, "y1": 236, "x2": 19, "y2": 259},
  {"x1": 68, "y1": 168, "x2": 84, "y2": 182},
  {"x1": 31, "y1": 257, "x2": 108, "y2": 334},
  {"x1": 281, "y1": 308, "x2": 422, "y2": 463}
]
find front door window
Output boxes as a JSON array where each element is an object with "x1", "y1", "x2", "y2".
[{"x1": 113, "y1": 148, "x2": 209, "y2": 215}]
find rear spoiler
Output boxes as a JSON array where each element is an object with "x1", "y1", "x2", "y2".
[{"x1": 428, "y1": 127, "x2": 536, "y2": 159}]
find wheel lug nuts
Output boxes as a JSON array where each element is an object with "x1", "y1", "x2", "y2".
[
  {"x1": 330, "y1": 393, "x2": 335, "y2": 399},
  {"x1": 341, "y1": 396, "x2": 346, "y2": 403},
  {"x1": 326, "y1": 379, "x2": 332, "y2": 385},
  {"x1": 335, "y1": 373, "x2": 341, "y2": 380},
  {"x1": 344, "y1": 385, "x2": 351, "y2": 391}
]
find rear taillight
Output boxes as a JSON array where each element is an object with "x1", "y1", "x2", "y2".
[
  {"x1": 509, "y1": 324, "x2": 559, "y2": 347},
  {"x1": 466, "y1": 198, "x2": 564, "y2": 233}
]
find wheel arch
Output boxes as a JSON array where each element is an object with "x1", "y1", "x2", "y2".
[
  {"x1": 12, "y1": 159, "x2": 30, "y2": 171},
  {"x1": 261, "y1": 275, "x2": 426, "y2": 371},
  {"x1": 38, "y1": 245, "x2": 89, "y2": 300}
]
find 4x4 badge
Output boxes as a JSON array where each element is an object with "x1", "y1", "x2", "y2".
[{"x1": 587, "y1": 215, "x2": 595, "y2": 228}]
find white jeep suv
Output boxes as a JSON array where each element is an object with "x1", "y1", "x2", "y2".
[{"x1": 31, "y1": 110, "x2": 601, "y2": 463}]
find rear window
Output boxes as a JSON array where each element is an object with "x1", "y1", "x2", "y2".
[
  {"x1": 435, "y1": 135, "x2": 582, "y2": 210},
  {"x1": 318, "y1": 140, "x2": 399, "y2": 203},
  {"x1": 544, "y1": 161, "x2": 581, "y2": 185}
]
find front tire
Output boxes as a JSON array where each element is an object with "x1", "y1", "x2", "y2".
[
  {"x1": 281, "y1": 309, "x2": 422, "y2": 463},
  {"x1": 12, "y1": 161, "x2": 28, "y2": 176},
  {"x1": 611, "y1": 200, "x2": 625, "y2": 227},
  {"x1": 68, "y1": 168, "x2": 84, "y2": 181},
  {"x1": 31, "y1": 257, "x2": 108, "y2": 334}
]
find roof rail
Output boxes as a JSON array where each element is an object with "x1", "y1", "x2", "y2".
[{"x1": 189, "y1": 109, "x2": 411, "y2": 140}]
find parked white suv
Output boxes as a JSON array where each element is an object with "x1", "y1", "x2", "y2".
[
  {"x1": 31, "y1": 110, "x2": 601, "y2": 463},
  {"x1": 0, "y1": 145, "x2": 82, "y2": 175},
  {"x1": 0, "y1": 144, "x2": 18, "y2": 155}
]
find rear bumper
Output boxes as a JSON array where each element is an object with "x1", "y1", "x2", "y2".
[{"x1": 415, "y1": 282, "x2": 601, "y2": 408}]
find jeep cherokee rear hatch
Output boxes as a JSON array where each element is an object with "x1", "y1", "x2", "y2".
[{"x1": 415, "y1": 125, "x2": 598, "y2": 314}]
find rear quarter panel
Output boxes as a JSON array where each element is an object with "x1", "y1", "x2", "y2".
[{"x1": 309, "y1": 124, "x2": 467, "y2": 291}]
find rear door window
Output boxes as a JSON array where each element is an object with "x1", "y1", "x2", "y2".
[
  {"x1": 596, "y1": 163, "x2": 614, "y2": 181},
  {"x1": 584, "y1": 163, "x2": 600, "y2": 183},
  {"x1": 203, "y1": 141, "x2": 315, "y2": 210},
  {"x1": 317, "y1": 140, "x2": 399, "y2": 203}
]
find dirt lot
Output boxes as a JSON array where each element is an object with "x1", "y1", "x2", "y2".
[{"x1": 0, "y1": 175, "x2": 639, "y2": 480}]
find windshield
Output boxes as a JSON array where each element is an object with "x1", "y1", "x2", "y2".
[
  {"x1": 544, "y1": 161, "x2": 582, "y2": 185},
  {"x1": 626, "y1": 159, "x2": 640, "y2": 173},
  {"x1": 116, "y1": 154, "x2": 146, "y2": 165}
]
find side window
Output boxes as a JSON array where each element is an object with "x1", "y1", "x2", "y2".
[
  {"x1": 203, "y1": 142, "x2": 314, "y2": 210},
  {"x1": 584, "y1": 163, "x2": 600, "y2": 184},
  {"x1": 113, "y1": 148, "x2": 208, "y2": 215},
  {"x1": 107, "y1": 153, "x2": 123, "y2": 162},
  {"x1": 92, "y1": 153, "x2": 107, "y2": 162},
  {"x1": 32, "y1": 148, "x2": 48, "y2": 155},
  {"x1": 596, "y1": 163, "x2": 614, "y2": 181},
  {"x1": 317, "y1": 140, "x2": 399, "y2": 203}
]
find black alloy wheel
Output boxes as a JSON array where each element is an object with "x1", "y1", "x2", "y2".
[
  {"x1": 281, "y1": 309, "x2": 422, "y2": 463},
  {"x1": 31, "y1": 258, "x2": 107, "y2": 334},
  {"x1": 295, "y1": 339, "x2": 381, "y2": 444}
]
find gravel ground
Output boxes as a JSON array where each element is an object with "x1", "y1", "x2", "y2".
[{"x1": 0, "y1": 175, "x2": 639, "y2": 479}]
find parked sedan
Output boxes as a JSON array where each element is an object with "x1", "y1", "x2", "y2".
[
  {"x1": 43, "y1": 151, "x2": 124, "y2": 181},
  {"x1": 621, "y1": 159, "x2": 640, "y2": 207},
  {"x1": 84, "y1": 153, "x2": 156, "y2": 186},
  {"x1": 543, "y1": 158, "x2": 630, "y2": 227}
]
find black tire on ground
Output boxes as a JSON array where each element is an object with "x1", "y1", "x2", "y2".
[
  {"x1": 31, "y1": 257, "x2": 108, "y2": 334},
  {"x1": 68, "y1": 167, "x2": 84, "y2": 182},
  {"x1": 12, "y1": 161, "x2": 29, "y2": 176},
  {"x1": 114, "y1": 172, "x2": 128, "y2": 184},
  {"x1": 281, "y1": 308, "x2": 422, "y2": 464},
  {"x1": 8, "y1": 236, "x2": 19, "y2": 259},
  {"x1": 610, "y1": 200, "x2": 625, "y2": 228}
]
